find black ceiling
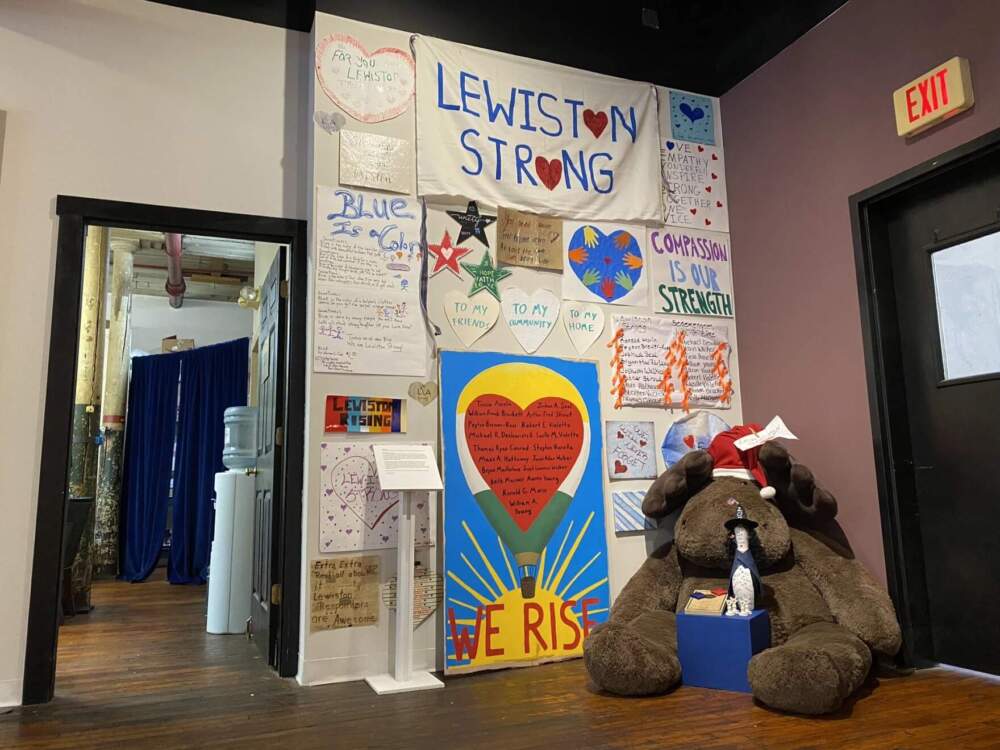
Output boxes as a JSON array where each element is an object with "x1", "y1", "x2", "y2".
[{"x1": 150, "y1": 0, "x2": 846, "y2": 96}]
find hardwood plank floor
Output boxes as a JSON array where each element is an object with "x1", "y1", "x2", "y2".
[{"x1": 2, "y1": 575, "x2": 998, "y2": 749}]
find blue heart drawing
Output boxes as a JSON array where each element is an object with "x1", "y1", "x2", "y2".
[
  {"x1": 665, "y1": 141, "x2": 676, "y2": 150},
  {"x1": 567, "y1": 225, "x2": 644, "y2": 303},
  {"x1": 679, "y1": 102, "x2": 705, "y2": 122}
]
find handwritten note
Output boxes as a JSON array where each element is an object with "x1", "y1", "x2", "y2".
[
  {"x1": 501, "y1": 287, "x2": 559, "y2": 353},
  {"x1": 442, "y1": 289, "x2": 499, "y2": 348},
  {"x1": 609, "y1": 315, "x2": 735, "y2": 411},
  {"x1": 496, "y1": 207, "x2": 562, "y2": 270},
  {"x1": 310, "y1": 555, "x2": 380, "y2": 632},
  {"x1": 660, "y1": 140, "x2": 729, "y2": 232},
  {"x1": 649, "y1": 227, "x2": 734, "y2": 318},
  {"x1": 319, "y1": 442, "x2": 432, "y2": 553},
  {"x1": 314, "y1": 186, "x2": 425, "y2": 375},
  {"x1": 315, "y1": 34, "x2": 415, "y2": 123},
  {"x1": 562, "y1": 301, "x2": 605, "y2": 354},
  {"x1": 605, "y1": 421, "x2": 657, "y2": 480},
  {"x1": 339, "y1": 130, "x2": 412, "y2": 194}
]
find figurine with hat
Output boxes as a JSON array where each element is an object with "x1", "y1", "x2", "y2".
[{"x1": 724, "y1": 502, "x2": 760, "y2": 616}]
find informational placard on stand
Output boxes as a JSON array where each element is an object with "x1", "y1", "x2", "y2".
[{"x1": 366, "y1": 444, "x2": 445, "y2": 695}]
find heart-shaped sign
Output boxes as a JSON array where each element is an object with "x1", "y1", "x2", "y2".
[
  {"x1": 315, "y1": 33, "x2": 415, "y2": 123},
  {"x1": 562, "y1": 301, "x2": 605, "y2": 354},
  {"x1": 535, "y1": 156, "x2": 562, "y2": 190},
  {"x1": 331, "y1": 456, "x2": 399, "y2": 529},
  {"x1": 443, "y1": 289, "x2": 499, "y2": 348},
  {"x1": 501, "y1": 287, "x2": 559, "y2": 353},
  {"x1": 566, "y1": 225, "x2": 644, "y2": 303},
  {"x1": 408, "y1": 381, "x2": 438, "y2": 406},
  {"x1": 465, "y1": 394, "x2": 583, "y2": 531}
]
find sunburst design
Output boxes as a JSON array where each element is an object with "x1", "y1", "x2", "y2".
[{"x1": 445, "y1": 511, "x2": 608, "y2": 670}]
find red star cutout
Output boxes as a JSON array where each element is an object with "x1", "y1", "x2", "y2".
[{"x1": 428, "y1": 230, "x2": 472, "y2": 278}]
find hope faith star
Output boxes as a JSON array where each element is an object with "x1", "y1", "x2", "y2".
[
  {"x1": 428, "y1": 230, "x2": 472, "y2": 278},
  {"x1": 447, "y1": 201, "x2": 496, "y2": 247},
  {"x1": 460, "y1": 252, "x2": 511, "y2": 302}
]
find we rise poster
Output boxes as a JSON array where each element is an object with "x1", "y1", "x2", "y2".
[
  {"x1": 439, "y1": 351, "x2": 610, "y2": 674},
  {"x1": 415, "y1": 36, "x2": 662, "y2": 223}
]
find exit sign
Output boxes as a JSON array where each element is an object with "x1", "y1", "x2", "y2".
[{"x1": 893, "y1": 57, "x2": 974, "y2": 137}]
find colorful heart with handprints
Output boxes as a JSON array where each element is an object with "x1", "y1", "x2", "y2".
[
  {"x1": 315, "y1": 33, "x2": 415, "y2": 123},
  {"x1": 680, "y1": 102, "x2": 705, "y2": 122},
  {"x1": 583, "y1": 109, "x2": 608, "y2": 138},
  {"x1": 465, "y1": 395, "x2": 583, "y2": 532},
  {"x1": 566, "y1": 224, "x2": 644, "y2": 303},
  {"x1": 535, "y1": 156, "x2": 562, "y2": 190}
]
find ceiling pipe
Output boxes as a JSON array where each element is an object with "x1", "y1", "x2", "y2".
[{"x1": 164, "y1": 233, "x2": 186, "y2": 309}]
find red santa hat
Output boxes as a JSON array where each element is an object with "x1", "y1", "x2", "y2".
[{"x1": 707, "y1": 424, "x2": 777, "y2": 500}]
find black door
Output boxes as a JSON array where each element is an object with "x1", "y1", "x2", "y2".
[
  {"x1": 883, "y1": 149, "x2": 1000, "y2": 675},
  {"x1": 251, "y1": 247, "x2": 287, "y2": 665}
]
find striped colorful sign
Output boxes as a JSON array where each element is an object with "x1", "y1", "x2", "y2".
[
  {"x1": 324, "y1": 395, "x2": 406, "y2": 433},
  {"x1": 612, "y1": 490, "x2": 655, "y2": 533}
]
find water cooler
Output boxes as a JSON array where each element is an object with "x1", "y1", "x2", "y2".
[{"x1": 207, "y1": 406, "x2": 257, "y2": 635}]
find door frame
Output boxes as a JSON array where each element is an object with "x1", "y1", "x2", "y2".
[
  {"x1": 23, "y1": 196, "x2": 307, "y2": 704},
  {"x1": 850, "y1": 126, "x2": 1000, "y2": 666}
]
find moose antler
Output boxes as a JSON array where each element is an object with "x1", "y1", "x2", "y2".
[
  {"x1": 758, "y1": 441, "x2": 837, "y2": 527},
  {"x1": 642, "y1": 449, "x2": 714, "y2": 519}
]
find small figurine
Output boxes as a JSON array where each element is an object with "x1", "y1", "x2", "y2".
[
  {"x1": 725, "y1": 595, "x2": 738, "y2": 616},
  {"x1": 725, "y1": 502, "x2": 761, "y2": 617}
]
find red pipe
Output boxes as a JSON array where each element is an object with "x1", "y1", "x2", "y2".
[{"x1": 164, "y1": 233, "x2": 186, "y2": 308}]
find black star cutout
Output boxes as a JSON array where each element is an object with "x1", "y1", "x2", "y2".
[{"x1": 446, "y1": 201, "x2": 496, "y2": 248}]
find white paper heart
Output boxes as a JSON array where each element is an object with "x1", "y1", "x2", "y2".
[
  {"x1": 563, "y1": 301, "x2": 606, "y2": 354},
  {"x1": 408, "y1": 381, "x2": 438, "y2": 406},
  {"x1": 315, "y1": 33, "x2": 415, "y2": 124},
  {"x1": 501, "y1": 287, "x2": 560, "y2": 353},
  {"x1": 443, "y1": 290, "x2": 499, "y2": 348}
]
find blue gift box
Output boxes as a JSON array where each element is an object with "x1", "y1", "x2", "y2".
[{"x1": 676, "y1": 609, "x2": 771, "y2": 693}]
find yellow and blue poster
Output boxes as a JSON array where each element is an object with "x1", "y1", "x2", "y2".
[{"x1": 440, "y1": 350, "x2": 610, "y2": 674}]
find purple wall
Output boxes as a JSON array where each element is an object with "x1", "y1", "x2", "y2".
[{"x1": 721, "y1": 0, "x2": 1000, "y2": 584}]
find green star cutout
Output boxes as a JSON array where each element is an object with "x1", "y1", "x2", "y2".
[{"x1": 460, "y1": 251, "x2": 511, "y2": 301}]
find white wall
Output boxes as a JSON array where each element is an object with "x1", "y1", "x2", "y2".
[
  {"x1": 301, "y1": 13, "x2": 742, "y2": 686},
  {"x1": 130, "y1": 295, "x2": 253, "y2": 356},
  {"x1": 0, "y1": 0, "x2": 307, "y2": 706}
]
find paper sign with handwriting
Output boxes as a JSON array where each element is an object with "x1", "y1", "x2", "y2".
[
  {"x1": 442, "y1": 289, "x2": 499, "y2": 348},
  {"x1": 562, "y1": 301, "x2": 605, "y2": 354},
  {"x1": 339, "y1": 130, "x2": 412, "y2": 194},
  {"x1": 501, "y1": 287, "x2": 559, "y2": 353},
  {"x1": 605, "y1": 421, "x2": 657, "y2": 480},
  {"x1": 310, "y1": 555, "x2": 380, "y2": 632},
  {"x1": 649, "y1": 227, "x2": 734, "y2": 318},
  {"x1": 315, "y1": 33, "x2": 414, "y2": 123},
  {"x1": 414, "y1": 36, "x2": 661, "y2": 222},
  {"x1": 496, "y1": 207, "x2": 563, "y2": 270},
  {"x1": 319, "y1": 442, "x2": 432, "y2": 553},
  {"x1": 658, "y1": 87, "x2": 729, "y2": 231},
  {"x1": 609, "y1": 314, "x2": 735, "y2": 411},
  {"x1": 313, "y1": 186, "x2": 425, "y2": 375}
]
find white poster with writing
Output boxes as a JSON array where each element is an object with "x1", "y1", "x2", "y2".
[
  {"x1": 658, "y1": 86, "x2": 729, "y2": 232},
  {"x1": 415, "y1": 36, "x2": 662, "y2": 222},
  {"x1": 313, "y1": 186, "x2": 426, "y2": 375},
  {"x1": 315, "y1": 33, "x2": 415, "y2": 123},
  {"x1": 609, "y1": 314, "x2": 735, "y2": 410},
  {"x1": 339, "y1": 130, "x2": 413, "y2": 194},
  {"x1": 649, "y1": 227, "x2": 734, "y2": 318}
]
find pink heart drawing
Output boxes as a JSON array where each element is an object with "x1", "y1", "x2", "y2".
[{"x1": 315, "y1": 33, "x2": 415, "y2": 124}]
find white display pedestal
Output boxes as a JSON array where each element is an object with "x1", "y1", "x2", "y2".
[{"x1": 365, "y1": 445, "x2": 445, "y2": 695}]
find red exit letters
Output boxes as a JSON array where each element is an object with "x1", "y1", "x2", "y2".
[{"x1": 893, "y1": 57, "x2": 974, "y2": 138}]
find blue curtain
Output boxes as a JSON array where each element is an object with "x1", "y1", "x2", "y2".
[
  {"x1": 168, "y1": 338, "x2": 249, "y2": 584},
  {"x1": 119, "y1": 352, "x2": 182, "y2": 582}
]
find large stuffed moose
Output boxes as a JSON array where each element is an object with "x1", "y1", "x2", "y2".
[{"x1": 584, "y1": 425, "x2": 903, "y2": 715}]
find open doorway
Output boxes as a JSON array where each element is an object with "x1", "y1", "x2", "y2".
[{"x1": 24, "y1": 197, "x2": 306, "y2": 704}]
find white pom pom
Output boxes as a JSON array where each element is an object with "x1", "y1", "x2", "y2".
[{"x1": 760, "y1": 486, "x2": 776, "y2": 500}]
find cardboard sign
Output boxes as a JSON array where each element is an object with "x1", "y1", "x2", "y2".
[
  {"x1": 324, "y1": 395, "x2": 406, "y2": 433},
  {"x1": 496, "y1": 207, "x2": 563, "y2": 270},
  {"x1": 309, "y1": 556, "x2": 380, "y2": 632},
  {"x1": 893, "y1": 57, "x2": 974, "y2": 137},
  {"x1": 338, "y1": 130, "x2": 412, "y2": 194}
]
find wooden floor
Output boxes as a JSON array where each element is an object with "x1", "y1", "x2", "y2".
[{"x1": 2, "y1": 577, "x2": 999, "y2": 749}]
